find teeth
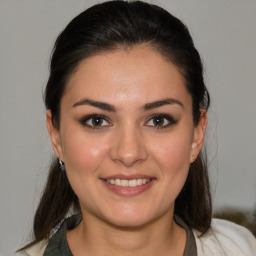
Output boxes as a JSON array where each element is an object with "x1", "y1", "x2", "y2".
[
  {"x1": 128, "y1": 179, "x2": 136, "y2": 187},
  {"x1": 106, "y1": 178, "x2": 151, "y2": 187},
  {"x1": 121, "y1": 179, "x2": 128, "y2": 186}
]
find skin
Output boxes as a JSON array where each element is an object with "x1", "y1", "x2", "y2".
[{"x1": 47, "y1": 45, "x2": 207, "y2": 256}]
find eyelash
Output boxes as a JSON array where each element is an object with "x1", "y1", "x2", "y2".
[
  {"x1": 80, "y1": 114, "x2": 177, "y2": 129},
  {"x1": 80, "y1": 114, "x2": 112, "y2": 129},
  {"x1": 145, "y1": 114, "x2": 177, "y2": 129}
]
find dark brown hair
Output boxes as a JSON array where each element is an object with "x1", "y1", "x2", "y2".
[{"x1": 20, "y1": 0, "x2": 211, "y2": 250}]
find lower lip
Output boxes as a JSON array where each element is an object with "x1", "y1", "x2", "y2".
[{"x1": 101, "y1": 179, "x2": 155, "y2": 196}]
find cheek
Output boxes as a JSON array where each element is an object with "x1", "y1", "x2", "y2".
[
  {"x1": 148, "y1": 129, "x2": 193, "y2": 195},
  {"x1": 151, "y1": 132, "x2": 192, "y2": 169},
  {"x1": 61, "y1": 130, "x2": 109, "y2": 178}
]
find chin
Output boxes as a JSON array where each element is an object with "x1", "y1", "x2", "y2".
[
  {"x1": 101, "y1": 207, "x2": 158, "y2": 229},
  {"x1": 107, "y1": 216, "x2": 150, "y2": 229}
]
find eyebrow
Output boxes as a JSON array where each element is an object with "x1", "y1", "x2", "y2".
[
  {"x1": 72, "y1": 98, "x2": 116, "y2": 112},
  {"x1": 142, "y1": 98, "x2": 184, "y2": 111},
  {"x1": 72, "y1": 98, "x2": 184, "y2": 111}
]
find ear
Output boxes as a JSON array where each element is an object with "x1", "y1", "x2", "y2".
[
  {"x1": 190, "y1": 109, "x2": 207, "y2": 163},
  {"x1": 46, "y1": 110, "x2": 63, "y2": 160}
]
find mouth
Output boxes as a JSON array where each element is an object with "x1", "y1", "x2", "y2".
[
  {"x1": 100, "y1": 175, "x2": 156, "y2": 196},
  {"x1": 105, "y1": 178, "x2": 152, "y2": 187}
]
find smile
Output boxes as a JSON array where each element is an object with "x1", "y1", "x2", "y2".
[
  {"x1": 101, "y1": 176, "x2": 155, "y2": 196},
  {"x1": 106, "y1": 178, "x2": 151, "y2": 187}
]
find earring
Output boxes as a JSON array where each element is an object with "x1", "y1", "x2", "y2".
[
  {"x1": 59, "y1": 159, "x2": 65, "y2": 171},
  {"x1": 192, "y1": 143, "x2": 197, "y2": 149},
  {"x1": 191, "y1": 155, "x2": 196, "y2": 163}
]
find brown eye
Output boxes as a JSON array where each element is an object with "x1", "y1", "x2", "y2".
[
  {"x1": 145, "y1": 114, "x2": 177, "y2": 128},
  {"x1": 152, "y1": 116, "x2": 165, "y2": 126},
  {"x1": 81, "y1": 114, "x2": 111, "y2": 129},
  {"x1": 91, "y1": 116, "x2": 104, "y2": 126}
]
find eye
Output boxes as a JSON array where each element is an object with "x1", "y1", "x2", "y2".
[
  {"x1": 145, "y1": 114, "x2": 177, "y2": 128},
  {"x1": 80, "y1": 114, "x2": 111, "y2": 129}
]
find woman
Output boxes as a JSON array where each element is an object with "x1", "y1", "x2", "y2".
[{"x1": 18, "y1": 1, "x2": 256, "y2": 255}]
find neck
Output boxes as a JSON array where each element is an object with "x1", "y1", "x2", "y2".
[{"x1": 67, "y1": 210, "x2": 186, "y2": 256}]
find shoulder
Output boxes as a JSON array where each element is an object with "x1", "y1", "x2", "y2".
[
  {"x1": 193, "y1": 218, "x2": 256, "y2": 256},
  {"x1": 15, "y1": 214, "x2": 80, "y2": 256},
  {"x1": 15, "y1": 241, "x2": 48, "y2": 256}
]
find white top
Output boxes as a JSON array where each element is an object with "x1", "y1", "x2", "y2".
[
  {"x1": 194, "y1": 218, "x2": 256, "y2": 255},
  {"x1": 16, "y1": 218, "x2": 256, "y2": 256}
]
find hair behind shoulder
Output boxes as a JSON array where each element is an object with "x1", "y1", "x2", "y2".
[{"x1": 18, "y1": 159, "x2": 80, "y2": 251}]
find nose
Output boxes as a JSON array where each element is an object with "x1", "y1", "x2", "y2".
[{"x1": 109, "y1": 124, "x2": 148, "y2": 167}]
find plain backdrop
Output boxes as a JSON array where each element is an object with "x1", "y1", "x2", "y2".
[{"x1": 0, "y1": 0, "x2": 256, "y2": 255}]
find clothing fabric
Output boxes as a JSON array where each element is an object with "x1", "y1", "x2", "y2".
[
  {"x1": 194, "y1": 218, "x2": 256, "y2": 255},
  {"x1": 17, "y1": 216, "x2": 256, "y2": 256},
  {"x1": 175, "y1": 216, "x2": 197, "y2": 256},
  {"x1": 43, "y1": 214, "x2": 196, "y2": 256}
]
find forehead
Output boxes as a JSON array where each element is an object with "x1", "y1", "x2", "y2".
[{"x1": 62, "y1": 46, "x2": 192, "y2": 109}]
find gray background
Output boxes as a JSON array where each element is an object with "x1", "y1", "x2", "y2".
[{"x1": 0, "y1": 0, "x2": 255, "y2": 255}]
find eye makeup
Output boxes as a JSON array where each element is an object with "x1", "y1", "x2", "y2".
[{"x1": 79, "y1": 112, "x2": 178, "y2": 130}]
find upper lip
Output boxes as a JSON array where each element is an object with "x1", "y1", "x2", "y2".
[{"x1": 101, "y1": 174, "x2": 156, "y2": 180}]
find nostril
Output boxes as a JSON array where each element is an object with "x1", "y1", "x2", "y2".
[{"x1": 108, "y1": 131, "x2": 148, "y2": 167}]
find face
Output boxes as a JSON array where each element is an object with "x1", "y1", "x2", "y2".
[{"x1": 47, "y1": 46, "x2": 206, "y2": 228}]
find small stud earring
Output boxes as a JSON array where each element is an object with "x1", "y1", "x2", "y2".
[
  {"x1": 59, "y1": 159, "x2": 65, "y2": 171},
  {"x1": 191, "y1": 156, "x2": 196, "y2": 163}
]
